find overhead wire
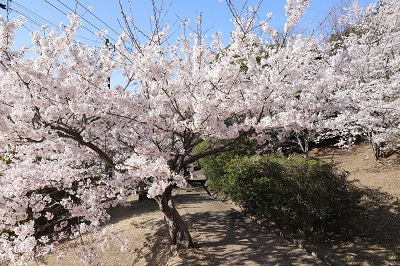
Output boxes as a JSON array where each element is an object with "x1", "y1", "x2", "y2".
[
  {"x1": 37, "y1": 0, "x2": 102, "y2": 43},
  {"x1": 7, "y1": 0, "x2": 98, "y2": 43},
  {"x1": 12, "y1": 0, "x2": 59, "y2": 28},
  {"x1": 0, "y1": 1, "x2": 110, "y2": 91},
  {"x1": 74, "y1": 0, "x2": 134, "y2": 47},
  {"x1": 1, "y1": 0, "x2": 41, "y2": 28},
  {"x1": 54, "y1": 0, "x2": 119, "y2": 44},
  {"x1": 41, "y1": 0, "x2": 134, "y2": 64},
  {"x1": 8, "y1": 0, "x2": 134, "y2": 52},
  {"x1": 74, "y1": 0, "x2": 122, "y2": 38},
  {"x1": 6, "y1": 0, "x2": 134, "y2": 89},
  {"x1": 45, "y1": 0, "x2": 134, "y2": 89},
  {"x1": 10, "y1": 7, "x2": 42, "y2": 28}
]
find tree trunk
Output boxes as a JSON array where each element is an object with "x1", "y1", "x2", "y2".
[
  {"x1": 155, "y1": 185, "x2": 193, "y2": 249},
  {"x1": 303, "y1": 139, "x2": 309, "y2": 159},
  {"x1": 296, "y1": 134, "x2": 309, "y2": 158},
  {"x1": 367, "y1": 131, "x2": 383, "y2": 160}
]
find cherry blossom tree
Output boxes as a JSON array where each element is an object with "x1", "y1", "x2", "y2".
[
  {"x1": 329, "y1": 0, "x2": 400, "y2": 159},
  {"x1": 0, "y1": 0, "x2": 326, "y2": 264},
  {"x1": 270, "y1": 40, "x2": 343, "y2": 158}
]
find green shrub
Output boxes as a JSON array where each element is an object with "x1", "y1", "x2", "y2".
[
  {"x1": 192, "y1": 141, "x2": 256, "y2": 191},
  {"x1": 221, "y1": 154, "x2": 363, "y2": 239}
]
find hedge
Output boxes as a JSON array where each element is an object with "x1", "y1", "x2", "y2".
[{"x1": 197, "y1": 150, "x2": 363, "y2": 239}]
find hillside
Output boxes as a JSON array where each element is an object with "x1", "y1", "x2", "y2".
[
  {"x1": 311, "y1": 142, "x2": 400, "y2": 199},
  {"x1": 310, "y1": 142, "x2": 400, "y2": 265}
]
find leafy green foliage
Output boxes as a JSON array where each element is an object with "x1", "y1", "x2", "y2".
[
  {"x1": 192, "y1": 140, "x2": 257, "y2": 191},
  {"x1": 201, "y1": 152, "x2": 363, "y2": 239}
]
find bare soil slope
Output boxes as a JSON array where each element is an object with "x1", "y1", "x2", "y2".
[
  {"x1": 310, "y1": 142, "x2": 400, "y2": 265},
  {"x1": 311, "y1": 142, "x2": 400, "y2": 198}
]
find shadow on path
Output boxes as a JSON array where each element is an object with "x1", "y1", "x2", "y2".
[
  {"x1": 107, "y1": 196, "x2": 159, "y2": 225},
  {"x1": 144, "y1": 184, "x2": 324, "y2": 265}
]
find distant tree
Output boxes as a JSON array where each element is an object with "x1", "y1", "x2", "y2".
[
  {"x1": 329, "y1": 0, "x2": 400, "y2": 159},
  {"x1": 319, "y1": 0, "x2": 354, "y2": 41}
]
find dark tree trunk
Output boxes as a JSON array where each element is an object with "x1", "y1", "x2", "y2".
[{"x1": 155, "y1": 185, "x2": 193, "y2": 249}]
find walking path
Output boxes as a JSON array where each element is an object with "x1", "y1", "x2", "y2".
[
  {"x1": 165, "y1": 183, "x2": 324, "y2": 265},
  {"x1": 43, "y1": 182, "x2": 325, "y2": 265}
]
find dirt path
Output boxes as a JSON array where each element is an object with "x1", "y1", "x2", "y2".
[
  {"x1": 42, "y1": 183, "x2": 324, "y2": 265},
  {"x1": 167, "y1": 185, "x2": 324, "y2": 265}
]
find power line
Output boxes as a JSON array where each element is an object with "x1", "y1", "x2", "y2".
[
  {"x1": 74, "y1": 0, "x2": 134, "y2": 47},
  {"x1": 10, "y1": 7, "x2": 43, "y2": 28},
  {"x1": 12, "y1": 1, "x2": 58, "y2": 28},
  {"x1": 42, "y1": 0, "x2": 68, "y2": 18},
  {"x1": 7, "y1": 0, "x2": 134, "y2": 67},
  {"x1": 42, "y1": 0, "x2": 104, "y2": 43},
  {"x1": 75, "y1": 0, "x2": 122, "y2": 38},
  {"x1": 1, "y1": 0, "x2": 128, "y2": 90},
  {"x1": 54, "y1": 0, "x2": 119, "y2": 44},
  {"x1": 7, "y1": 0, "x2": 133, "y2": 48},
  {"x1": 7, "y1": 0, "x2": 98, "y2": 43},
  {"x1": 41, "y1": 0, "x2": 134, "y2": 67}
]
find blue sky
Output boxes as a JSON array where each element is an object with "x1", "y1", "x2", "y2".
[
  {"x1": 2, "y1": 0, "x2": 376, "y2": 49},
  {"x1": 1, "y1": 0, "x2": 375, "y2": 88}
]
